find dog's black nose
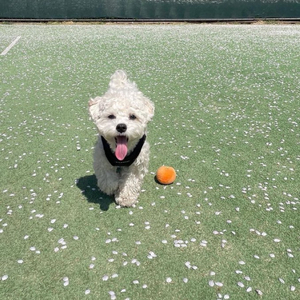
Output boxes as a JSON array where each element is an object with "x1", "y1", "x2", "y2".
[{"x1": 116, "y1": 123, "x2": 127, "y2": 133}]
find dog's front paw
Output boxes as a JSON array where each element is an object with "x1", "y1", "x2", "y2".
[{"x1": 115, "y1": 195, "x2": 137, "y2": 207}]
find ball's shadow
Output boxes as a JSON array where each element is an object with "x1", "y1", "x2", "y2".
[{"x1": 76, "y1": 174, "x2": 114, "y2": 211}]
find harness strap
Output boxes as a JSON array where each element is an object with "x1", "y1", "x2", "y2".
[{"x1": 101, "y1": 135, "x2": 146, "y2": 167}]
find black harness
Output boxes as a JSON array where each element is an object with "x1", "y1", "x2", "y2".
[{"x1": 101, "y1": 135, "x2": 146, "y2": 167}]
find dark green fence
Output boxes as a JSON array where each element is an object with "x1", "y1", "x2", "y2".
[{"x1": 0, "y1": 0, "x2": 300, "y2": 19}]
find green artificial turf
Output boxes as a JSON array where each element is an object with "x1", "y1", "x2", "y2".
[{"x1": 0, "y1": 24, "x2": 300, "y2": 300}]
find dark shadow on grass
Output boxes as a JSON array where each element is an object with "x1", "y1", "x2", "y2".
[{"x1": 76, "y1": 174, "x2": 114, "y2": 211}]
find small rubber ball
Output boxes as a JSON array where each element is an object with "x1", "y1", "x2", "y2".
[{"x1": 156, "y1": 166, "x2": 176, "y2": 185}]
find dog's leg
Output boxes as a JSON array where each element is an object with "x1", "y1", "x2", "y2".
[
  {"x1": 115, "y1": 166, "x2": 146, "y2": 207},
  {"x1": 96, "y1": 169, "x2": 120, "y2": 196},
  {"x1": 115, "y1": 175, "x2": 140, "y2": 207},
  {"x1": 115, "y1": 147, "x2": 149, "y2": 207},
  {"x1": 93, "y1": 137, "x2": 120, "y2": 195}
]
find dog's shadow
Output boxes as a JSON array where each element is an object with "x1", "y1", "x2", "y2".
[{"x1": 76, "y1": 174, "x2": 114, "y2": 211}]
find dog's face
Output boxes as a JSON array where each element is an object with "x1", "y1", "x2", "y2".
[{"x1": 89, "y1": 71, "x2": 154, "y2": 160}]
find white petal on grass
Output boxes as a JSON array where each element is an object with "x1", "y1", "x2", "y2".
[
  {"x1": 279, "y1": 278, "x2": 285, "y2": 284},
  {"x1": 63, "y1": 281, "x2": 69, "y2": 287},
  {"x1": 2, "y1": 275, "x2": 8, "y2": 281},
  {"x1": 200, "y1": 240, "x2": 208, "y2": 247},
  {"x1": 149, "y1": 251, "x2": 157, "y2": 257}
]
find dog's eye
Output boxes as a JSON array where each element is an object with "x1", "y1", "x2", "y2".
[
  {"x1": 108, "y1": 114, "x2": 116, "y2": 119},
  {"x1": 129, "y1": 114, "x2": 137, "y2": 120}
]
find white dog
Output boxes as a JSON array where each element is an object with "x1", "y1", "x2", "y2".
[{"x1": 89, "y1": 70, "x2": 155, "y2": 207}]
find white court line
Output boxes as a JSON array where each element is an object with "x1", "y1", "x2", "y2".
[{"x1": 1, "y1": 36, "x2": 21, "y2": 56}]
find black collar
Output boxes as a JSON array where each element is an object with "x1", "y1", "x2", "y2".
[{"x1": 101, "y1": 135, "x2": 146, "y2": 167}]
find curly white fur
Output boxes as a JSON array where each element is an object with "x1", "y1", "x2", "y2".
[{"x1": 89, "y1": 70, "x2": 155, "y2": 207}]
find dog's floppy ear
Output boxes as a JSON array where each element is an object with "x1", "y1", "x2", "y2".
[
  {"x1": 88, "y1": 97, "x2": 103, "y2": 121},
  {"x1": 145, "y1": 98, "x2": 155, "y2": 121}
]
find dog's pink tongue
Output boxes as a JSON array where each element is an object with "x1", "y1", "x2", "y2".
[{"x1": 115, "y1": 136, "x2": 128, "y2": 161}]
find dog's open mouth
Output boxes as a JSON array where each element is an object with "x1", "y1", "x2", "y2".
[{"x1": 115, "y1": 136, "x2": 128, "y2": 161}]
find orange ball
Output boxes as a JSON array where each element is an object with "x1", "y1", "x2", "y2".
[{"x1": 156, "y1": 166, "x2": 176, "y2": 185}]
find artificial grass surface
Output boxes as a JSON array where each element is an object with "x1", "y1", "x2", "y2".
[{"x1": 1, "y1": 24, "x2": 300, "y2": 299}]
